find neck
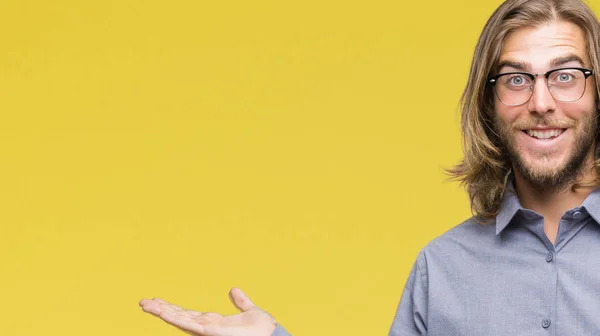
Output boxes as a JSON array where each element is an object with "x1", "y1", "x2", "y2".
[
  {"x1": 513, "y1": 152, "x2": 597, "y2": 243},
  {"x1": 514, "y1": 171, "x2": 593, "y2": 216}
]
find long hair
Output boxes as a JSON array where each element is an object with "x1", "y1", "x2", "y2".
[{"x1": 448, "y1": 0, "x2": 600, "y2": 221}]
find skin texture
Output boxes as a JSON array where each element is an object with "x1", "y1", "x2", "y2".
[
  {"x1": 139, "y1": 288, "x2": 277, "y2": 336},
  {"x1": 493, "y1": 20, "x2": 598, "y2": 190},
  {"x1": 492, "y1": 20, "x2": 599, "y2": 243}
]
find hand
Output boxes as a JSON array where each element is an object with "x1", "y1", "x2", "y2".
[{"x1": 139, "y1": 287, "x2": 278, "y2": 336}]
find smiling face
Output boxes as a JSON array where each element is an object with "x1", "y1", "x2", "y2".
[{"x1": 493, "y1": 20, "x2": 599, "y2": 189}]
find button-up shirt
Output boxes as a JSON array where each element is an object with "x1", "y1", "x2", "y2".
[{"x1": 389, "y1": 185, "x2": 600, "y2": 335}]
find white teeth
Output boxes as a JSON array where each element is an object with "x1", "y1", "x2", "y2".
[{"x1": 526, "y1": 129, "x2": 564, "y2": 139}]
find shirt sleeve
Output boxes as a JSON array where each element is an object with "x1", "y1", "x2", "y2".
[
  {"x1": 388, "y1": 252, "x2": 428, "y2": 336},
  {"x1": 271, "y1": 324, "x2": 291, "y2": 336}
]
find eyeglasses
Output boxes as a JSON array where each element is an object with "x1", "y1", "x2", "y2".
[{"x1": 488, "y1": 67, "x2": 594, "y2": 106}]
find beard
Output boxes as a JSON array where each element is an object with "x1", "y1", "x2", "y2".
[{"x1": 493, "y1": 111, "x2": 597, "y2": 190}]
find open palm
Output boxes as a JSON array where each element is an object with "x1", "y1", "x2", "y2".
[{"x1": 139, "y1": 287, "x2": 277, "y2": 336}]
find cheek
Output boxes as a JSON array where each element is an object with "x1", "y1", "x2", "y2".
[
  {"x1": 493, "y1": 89, "x2": 526, "y2": 125},
  {"x1": 494, "y1": 105, "x2": 522, "y2": 126},
  {"x1": 567, "y1": 82, "x2": 599, "y2": 118},
  {"x1": 560, "y1": 99, "x2": 596, "y2": 121}
]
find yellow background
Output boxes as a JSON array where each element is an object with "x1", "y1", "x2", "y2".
[{"x1": 3, "y1": 0, "x2": 598, "y2": 335}]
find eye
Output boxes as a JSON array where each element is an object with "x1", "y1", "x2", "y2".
[
  {"x1": 549, "y1": 69, "x2": 581, "y2": 84},
  {"x1": 557, "y1": 72, "x2": 574, "y2": 82},
  {"x1": 507, "y1": 75, "x2": 528, "y2": 86}
]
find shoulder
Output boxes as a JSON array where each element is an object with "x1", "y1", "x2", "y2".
[
  {"x1": 414, "y1": 217, "x2": 498, "y2": 270},
  {"x1": 428, "y1": 216, "x2": 497, "y2": 251}
]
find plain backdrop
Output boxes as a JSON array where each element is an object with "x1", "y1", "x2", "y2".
[{"x1": 4, "y1": 0, "x2": 596, "y2": 335}]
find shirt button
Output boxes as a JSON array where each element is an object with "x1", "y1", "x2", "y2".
[
  {"x1": 542, "y1": 318, "x2": 551, "y2": 328},
  {"x1": 573, "y1": 211, "x2": 582, "y2": 219},
  {"x1": 546, "y1": 252, "x2": 554, "y2": 262}
]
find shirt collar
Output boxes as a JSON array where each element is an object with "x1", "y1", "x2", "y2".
[
  {"x1": 495, "y1": 178, "x2": 600, "y2": 235},
  {"x1": 581, "y1": 187, "x2": 600, "y2": 224},
  {"x1": 495, "y1": 180, "x2": 523, "y2": 235}
]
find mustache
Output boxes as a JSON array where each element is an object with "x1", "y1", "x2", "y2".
[{"x1": 510, "y1": 118, "x2": 575, "y2": 130}]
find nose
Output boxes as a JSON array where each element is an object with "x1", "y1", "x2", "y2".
[{"x1": 527, "y1": 77, "x2": 556, "y2": 115}]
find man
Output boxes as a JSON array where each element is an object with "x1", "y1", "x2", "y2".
[{"x1": 139, "y1": 0, "x2": 600, "y2": 334}]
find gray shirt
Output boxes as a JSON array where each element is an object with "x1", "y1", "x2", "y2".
[
  {"x1": 389, "y1": 184, "x2": 600, "y2": 335},
  {"x1": 272, "y1": 325, "x2": 290, "y2": 336},
  {"x1": 272, "y1": 184, "x2": 600, "y2": 336}
]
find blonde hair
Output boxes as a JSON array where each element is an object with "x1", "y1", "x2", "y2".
[{"x1": 448, "y1": 0, "x2": 600, "y2": 221}]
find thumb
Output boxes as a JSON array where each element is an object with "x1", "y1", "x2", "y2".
[{"x1": 228, "y1": 287, "x2": 257, "y2": 312}]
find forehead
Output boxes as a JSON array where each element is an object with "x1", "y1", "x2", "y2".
[{"x1": 498, "y1": 20, "x2": 589, "y2": 70}]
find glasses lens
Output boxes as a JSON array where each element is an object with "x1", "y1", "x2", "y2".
[
  {"x1": 547, "y1": 69, "x2": 587, "y2": 102},
  {"x1": 494, "y1": 73, "x2": 533, "y2": 106}
]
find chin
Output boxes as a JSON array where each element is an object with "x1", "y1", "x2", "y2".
[
  {"x1": 519, "y1": 153, "x2": 562, "y2": 170},
  {"x1": 517, "y1": 156, "x2": 584, "y2": 189},
  {"x1": 526, "y1": 159, "x2": 565, "y2": 172},
  {"x1": 514, "y1": 153, "x2": 571, "y2": 185}
]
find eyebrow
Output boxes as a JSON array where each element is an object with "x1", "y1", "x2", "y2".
[
  {"x1": 496, "y1": 54, "x2": 588, "y2": 73},
  {"x1": 496, "y1": 60, "x2": 529, "y2": 72},
  {"x1": 552, "y1": 55, "x2": 586, "y2": 67}
]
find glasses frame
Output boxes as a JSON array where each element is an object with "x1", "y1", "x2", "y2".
[{"x1": 488, "y1": 67, "x2": 595, "y2": 106}]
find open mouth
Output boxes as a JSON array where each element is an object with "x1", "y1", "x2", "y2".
[{"x1": 523, "y1": 129, "x2": 566, "y2": 140}]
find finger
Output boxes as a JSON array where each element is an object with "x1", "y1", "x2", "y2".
[
  {"x1": 152, "y1": 298, "x2": 186, "y2": 311},
  {"x1": 139, "y1": 297, "x2": 171, "y2": 310},
  {"x1": 141, "y1": 299, "x2": 227, "y2": 336},
  {"x1": 187, "y1": 310, "x2": 205, "y2": 317},
  {"x1": 140, "y1": 299, "x2": 164, "y2": 315},
  {"x1": 139, "y1": 298, "x2": 166, "y2": 307},
  {"x1": 140, "y1": 299, "x2": 200, "y2": 317},
  {"x1": 141, "y1": 306, "x2": 197, "y2": 336},
  {"x1": 228, "y1": 287, "x2": 256, "y2": 312},
  {"x1": 160, "y1": 311, "x2": 209, "y2": 335}
]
